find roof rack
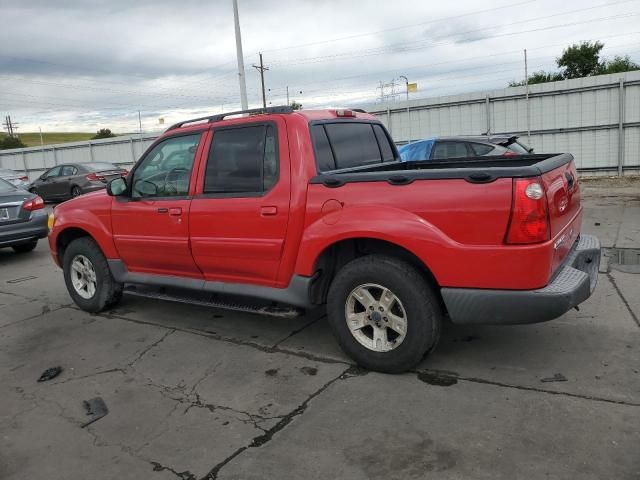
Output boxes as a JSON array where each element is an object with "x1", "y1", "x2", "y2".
[{"x1": 166, "y1": 105, "x2": 294, "y2": 132}]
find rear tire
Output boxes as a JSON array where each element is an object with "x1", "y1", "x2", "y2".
[
  {"x1": 63, "y1": 237, "x2": 122, "y2": 312},
  {"x1": 327, "y1": 255, "x2": 442, "y2": 373},
  {"x1": 12, "y1": 240, "x2": 38, "y2": 253},
  {"x1": 71, "y1": 186, "x2": 82, "y2": 198}
]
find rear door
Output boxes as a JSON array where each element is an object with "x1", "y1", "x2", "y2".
[
  {"x1": 189, "y1": 119, "x2": 291, "y2": 286},
  {"x1": 111, "y1": 132, "x2": 205, "y2": 277}
]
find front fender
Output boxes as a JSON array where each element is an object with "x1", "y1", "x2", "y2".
[
  {"x1": 295, "y1": 205, "x2": 457, "y2": 280},
  {"x1": 48, "y1": 197, "x2": 118, "y2": 265}
]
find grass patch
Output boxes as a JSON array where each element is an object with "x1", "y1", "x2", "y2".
[{"x1": 0, "y1": 132, "x2": 95, "y2": 147}]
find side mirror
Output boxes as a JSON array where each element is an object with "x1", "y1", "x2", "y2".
[{"x1": 107, "y1": 177, "x2": 127, "y2": 196}]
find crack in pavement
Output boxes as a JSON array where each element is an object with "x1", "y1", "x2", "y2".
[
  {"x1": 414, "y1": 369, "x2": 640, "y2": 407},
  {"x1": 128, "y1": 329, "x2": 176, "y2": 367},
  {"x1": 606, "y1": 272, "x2": 640, "y2": 329},
  {"x1": 200, "y1": 365, "x2": 354, "y2": 480},
  {"x1": 151, "y1": 461, "x2": 196, "y2": 480},
  {"x1": 0, "y1": 302, "x2": 69, "y2": 330},
  {"x1": 270, "y1": 314, "x2": 325, "y2": 349}
]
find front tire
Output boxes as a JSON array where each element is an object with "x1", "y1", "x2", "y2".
[
  {"x1": 63, "y1": 237, "x2": 122, "y2": 312},
  {"x1": 327, "y1": 255, "x2": 442, "y2": 373}
]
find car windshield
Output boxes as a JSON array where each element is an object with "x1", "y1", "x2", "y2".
[
  {"x1": 0, "y1": 177, "x2": 17, "y2": 193},
  {"x1": 84, "y1": 162, "x2": 117, "y2": 172}
]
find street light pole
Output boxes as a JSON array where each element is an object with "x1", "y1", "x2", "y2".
[{"x1": 232, "y1": 0, "x2": 248, "y2": 110}]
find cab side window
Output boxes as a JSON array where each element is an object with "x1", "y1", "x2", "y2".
[
  {"x1": 131, "y1": 134, "x2": 201, "y2": 198},
  {"x1": 203, "y1": 124, "x2": 278, "y2": 195},
  {"x1": 61, "y1": 166, "x2": 77, "y2": 176}
]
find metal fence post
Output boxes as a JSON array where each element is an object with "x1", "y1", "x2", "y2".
[
  {"x1": 88, "y1": 141, "x2": 95, "y2": 162},
  {"x1": 485, "y1": 94, "x2": 491, "y2": 135},
  {"x1": 618, "y1": 78, "x2": 625, "y2": 177},
  {"x1": 52, "y1": 146, "x2": 57, "y2": 166},
  {"x1": 129, "y1": 137, "x2": 136, "y2": 163},
  {"x1": 21, "y1": 151, "x2": 28, "y2": 177},
  {"x1": 386, "y1": 107, "x2": 392, "y2": 136}
]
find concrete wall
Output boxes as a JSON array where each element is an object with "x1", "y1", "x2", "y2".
[{"x1": 362, "y1": 70, "x2": 640, "y2": 176}]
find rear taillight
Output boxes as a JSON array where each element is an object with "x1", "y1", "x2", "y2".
[
  {"x1": 19, "y1": 175, "x2": 28, "y2": 181},
  {"x1": 505, "y1": 178, "x2": 550, "y2": 244},
  {"x1": 23, "y1": 196, "x2": 45, "y2": 211},
  {"x1": 503, "y1": 151, "x2": 517, "y2": 157},
  {"x1": 121, "y1": 169, "x2": 129, "y2": 177},
  {"x1": 86, "y1": 172, "x2": 105, "y2": 181}
]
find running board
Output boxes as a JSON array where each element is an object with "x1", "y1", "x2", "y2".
[{"x1": 123, "y1": 285, "x2": 302, "y2": 318}]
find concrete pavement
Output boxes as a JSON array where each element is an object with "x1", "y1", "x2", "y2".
[{"x1": 1, "y1": 177, "x2": 638, "y2": 480}]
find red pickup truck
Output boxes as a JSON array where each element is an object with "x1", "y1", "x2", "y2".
[{"x1": 48, "y1": 106, "x2": 600, "y2": 373}]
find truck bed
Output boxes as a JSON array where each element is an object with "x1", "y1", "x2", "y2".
[{"x1": 311, "y1": 153, "x2": 570, "y2": 186}]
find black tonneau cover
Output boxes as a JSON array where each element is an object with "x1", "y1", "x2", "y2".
[{"x1": 311, "y1": 153, "x2": 572, "y2": 187}]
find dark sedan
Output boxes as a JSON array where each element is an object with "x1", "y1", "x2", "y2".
[
  {"x1": 29, "y1": 162, "x2": 128, "y2": 201},
  {"x1": 0, "y1": 178, "x2": 48, "y2": 253}
]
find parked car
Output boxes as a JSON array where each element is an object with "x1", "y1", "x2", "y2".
[
  {"x1": 0, "y1": 177, "x2": 47, "y2": 253},
  {"x1": 29, "y1": 162, "x2": 128, "y2": 201},
  {"x1": 399, "y1": 135, "x2": 534, "y2": 161},
  {"x1": 48, "y1": 106, "x2": 599, "y2": 373},
  {"x1": 0, "y1": 168, "x2": 30, "y2": 190}
]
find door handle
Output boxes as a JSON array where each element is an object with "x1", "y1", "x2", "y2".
[
  {"x1": 169, "y1": 207, "x2": 182, "y2": 216},
  {"x1": 261, "y1": 206, "x2": 278, "y2": 216},
  {"x1": 157, "y1": 208, "x2": 168, "y2": 213}
]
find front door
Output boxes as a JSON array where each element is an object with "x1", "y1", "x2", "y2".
[
  {"x1": 111, "y1": 132, "x2": 205, "y2": 278},
  {"x1": 38, "y1": 166, "x2": 62, "y2": 199},
  {"x1": 189, "y1": 120, "x2": 290, "y2": 286}
]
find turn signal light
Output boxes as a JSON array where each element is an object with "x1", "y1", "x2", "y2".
[
  {"x1": 505, "y1": 178, "x2": 550, "y2": 244},
  {"x1": 23, "y1": 195, "x2": 45, "y2": 211}
]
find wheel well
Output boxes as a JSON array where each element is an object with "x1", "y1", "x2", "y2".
[
  {"x1": 57, "y1": 227, "x2": 92, "y2": 261},
  {"x1": 309, "y1": 238, "x2": 442, "y2": 307}
]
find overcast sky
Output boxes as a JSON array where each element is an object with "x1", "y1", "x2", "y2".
[{"x1": 1, "y1": 0, "x2": 639, "y2": 132}]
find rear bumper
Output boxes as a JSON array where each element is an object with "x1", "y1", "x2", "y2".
[
  {"x1": 0, "y1": 210, "x2": 48, "y2": 247},
  {"x1": 441, "y1": 234, "x2": 600, "y2": 325}
]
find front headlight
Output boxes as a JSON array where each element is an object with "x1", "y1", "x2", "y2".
[{"x1": 48, "y1": 212, "x2": 55, "y2": 230}]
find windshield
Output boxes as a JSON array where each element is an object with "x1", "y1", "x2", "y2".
[
  {"x1": 0, "y1": 177, "x2": 17, "y2": 193},
  {"x1": 84, "y1": 162, "x2": 118, "y2": 172}
]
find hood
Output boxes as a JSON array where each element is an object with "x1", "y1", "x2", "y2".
[{"x1": 55, "y1": 188, "x2": 110, "y2": 210}]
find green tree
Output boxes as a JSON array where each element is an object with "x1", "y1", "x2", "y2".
[
  {"x1": 92, "y1": 128, "x2": 116, "y2": 139},
  {"x1": 557, "y1": 41, "x2": 604, "y2": 79},
  {"x1": 602, "y1": 55, "x2": 640, "y2": 74},
  {"x1": 0, "y1": 136, "x2": 26, "y2": 150},
  {"x1": 509, "y1": 70, "x2": 564, "y2": 87},
  {"x1": 290, "y1": 101, "x2": 303, "y2": 110}
]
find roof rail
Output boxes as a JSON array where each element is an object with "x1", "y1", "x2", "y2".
[
  {"x1": 166, "y1": 105, "x2": 294, "y2": 132},
  {"x1": 351, "y1": 108, "x2": 367, "y2": 113}
]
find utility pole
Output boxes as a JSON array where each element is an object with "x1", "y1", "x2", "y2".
[
  {"x1": 524, "y1": 49, "x2": 530, "y2": 144},
  {"x1": 3, "y1": 115, "x2": 18, "y2": 137},
  {"x1": 138, "y1": 110, "x2": 142, "y2": 134},
  {"x1": 232, "y1": 0, "x2": 248, "y2": 110},
  {"x1": 252, "y1": 52, "x2": 269, "y2": 109}
]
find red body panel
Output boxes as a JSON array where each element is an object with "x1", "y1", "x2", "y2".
[{"x1": 49, "y1": 108, "x2": 582, "y2": 295}]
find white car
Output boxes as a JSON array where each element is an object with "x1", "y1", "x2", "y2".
[{"x1": 0, "y1": 168, "x2": 30, "y2": 190}]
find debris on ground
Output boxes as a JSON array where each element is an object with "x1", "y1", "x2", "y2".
[
  {"x1": 540, "y1": 373, "x2": 568, "y2": 383},
  {"x1": 82, "y1": 397, "x2": 109, "y2": 427},
  {"x1": 37, "y1": 366, "x2": 62, "y2": 382}
]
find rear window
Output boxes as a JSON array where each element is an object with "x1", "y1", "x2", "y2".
[
  {"x1": 432, "y1": 141, "x2": 470, "y2": 160},
  {"x1": 311, "y1": 122, "x2": 397, "y2": 172},
  {"x1": 470, "y1": 143, "x2": 494, "y2": 156},
  {"x1": 506, "y1": 142, "x2": 530, "y2": 154},
  {"x1": 85, "y1": 162, "x2": 117, "y2": 171}
]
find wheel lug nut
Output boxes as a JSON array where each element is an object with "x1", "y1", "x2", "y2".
[{"x1": 378, "y1": 307, "x2": 384, "y2": 312}]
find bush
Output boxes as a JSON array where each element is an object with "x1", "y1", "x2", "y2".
[
  {"x1": 0, "y1": 136, "x2": 26, "y2": 150},
  {"x1": 92, "y1": 128, "x2": 116, "y2": 140}
]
